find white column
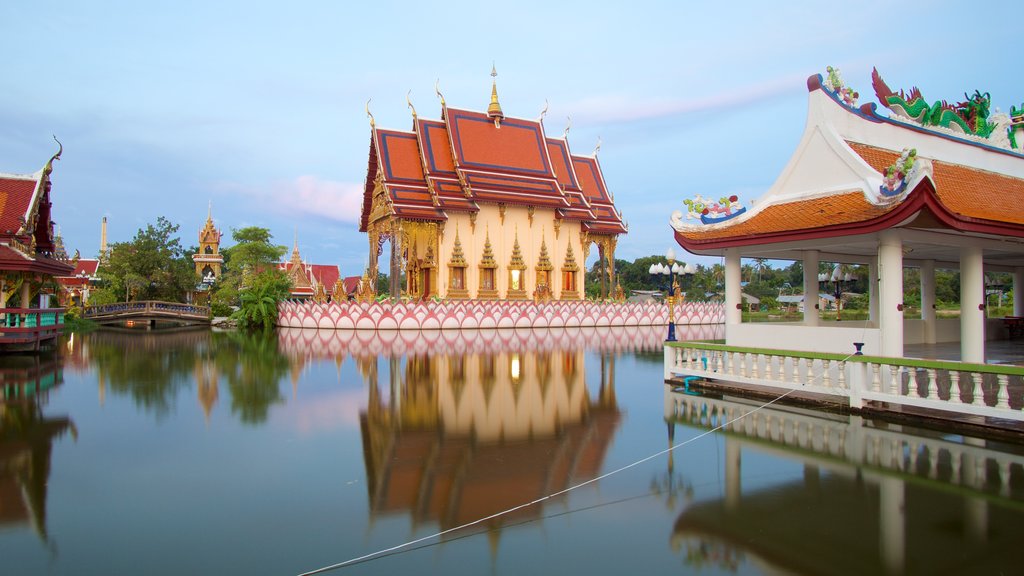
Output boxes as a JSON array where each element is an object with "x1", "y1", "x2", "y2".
[
  {"x1": 920, "y1": 260, "x2": 936, "y2": 345},
  {"x1": 803, "y1": 250, "x2": 820, "y2": 326},
  {"x1": 1014, "y1": 267, "x2": 1024, "y2": 316},
  {"x1": 869, "y1": 260, "x2": 879, "y2": 324},
  {"x1": 960, "y1": 245, "x2": 985, "y2": 363},
  {"x1": 878, "y1": 230, "x2": 904, "y2": 358},
  {"x1": 724, "y1": 248, "x2": 741, "y2": 326}
]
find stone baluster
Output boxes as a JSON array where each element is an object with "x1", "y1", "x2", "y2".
[
  {"x1": 996, "y1": 374, "x2": 1010, "y2": 410},
  {"x1": 837, "y1": 360, "x2": 846, "y2": 389},
  {"x1": 765, "y1": 355, "x2": 774, "y2": 380},
  {"x1": 739, "y1": 353, "x2": 748, "y2": 378},
  {"x1": 889, "y1": 365, "x2": 901, "y2": 396},
  {"x1": 970, "y1": 373, "x2": 985, "y2": 407},
  {"x1": 752, "y1": 354, "x2": 762, "y2": 379},
  {"x1": 821, "y1": 359, "x2": 832, "y2": 388},
  {"x1": 871, "y1": 364, "x2": 882, "y2": 393},
  {"x1": 926, "y1": 369, "x2": 938, "y2": 401},
  {"x1": 791, "y1": 358, "x2": 801, "y2": 385},
  {"x1": 949, "y1": 371, "x2": 962, "y2": 404}
]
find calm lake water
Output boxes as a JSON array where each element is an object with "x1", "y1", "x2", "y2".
[{"x1": 2, "y1": 324, "x2": 1023, "y2": 575}]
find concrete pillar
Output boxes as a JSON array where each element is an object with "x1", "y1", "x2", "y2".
[
  {"x1": 920, "y1": 260, "x2": 936, "y2": 344},
  {"x1": 725, "y1": 437, "x2": 741, "y2": 512},
  {"x1": 879, "y1": 477, "x2": 906, "y2": 575},
  {"x1": 803, "y1": 250, "x2": 820, "y2": 326},
  {"x1": 1014, "y1": 267, "x2": 1023, "y2": 317},
  {"x1": 878, "y1": 230, "x2": 904, "y2": 358},
  {"x1": 19, "y1": 279, "x2": 31, "y2": 308},
  {"x1": 869, "y1": 261, "x2": 879, "y2": 324},
  {"x1": 960, "y1": 245, "x2": 984, "y2": 363},
  {"x1": 724, "y1": 248, "x2": 742, "y2": 326}
]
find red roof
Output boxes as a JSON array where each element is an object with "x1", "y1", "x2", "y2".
[
  {"x1": 360, "y1": 95, "x2": 624, "y2": 235},
  {"x1": 278, "y1": 261, "x2": 340, "y2": 296},
  {"x1": 0, "y1": 175, "x2": 38, "y2": 234},
  {"x1": 342, "y1": 276, "x2": 361, "y2": 294}
]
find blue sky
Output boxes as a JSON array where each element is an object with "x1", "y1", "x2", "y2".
[{"x1": 2, "y1": 0, "x2": 1020, "y2": 274}]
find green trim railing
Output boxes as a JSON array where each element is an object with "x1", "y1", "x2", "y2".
[
  {"x1": 0, "y1": 307, "x2": 65, "y2": 346},
  {"x1": 665, "y1": 340, "x2": 1024, "y2": 421}
]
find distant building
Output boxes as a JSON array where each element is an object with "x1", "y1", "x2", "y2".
[
  {"x1": 278, "y1": 239, "x2": 341, "y2": 302},
  {"x1": 56, "y1": 258, "x2": 101, "y2": 306}
]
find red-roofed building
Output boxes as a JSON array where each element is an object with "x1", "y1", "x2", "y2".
[
  {"x1": 672, "y1": 68, "x2": 1024, "y2": 361},
  {"x1": 361, "y1": 70, "x2": 626, "y2": 301},
  {"x1": 277, "y1": 239, "x2": 341, "y2": 302},
  {"x1": 56, "y1": 258, "x2": 101, "y2": 306},
  {"x1": 0, "y1": 143, "x2": 74, "y2": 350}
]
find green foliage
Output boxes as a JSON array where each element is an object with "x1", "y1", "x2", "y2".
[
  {"x1": 233, "y1": 270, "x2": 290, "y2": 331},
  {"x1": 98, "y1": 217, "x2": 196, "y2": 302},
  {"x1": 85, "y1": 287, "x2": 118, "y2": 306},
  {"x1": 210, "y1": 301, "x2": 234, "y2": 317},
  {"x1": 211, "y1": 226, "x2": 287, "y2": 308}
]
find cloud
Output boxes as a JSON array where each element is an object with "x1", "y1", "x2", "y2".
[
  {"x1": 565, "y1": 72, "x2": 808, "y2": 126},
  {"x1": 222, "y1": 175, "x2": 363, "y2": 224}
]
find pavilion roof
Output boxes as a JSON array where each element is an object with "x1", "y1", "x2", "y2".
[
  {"x1": 0, "y1": 148, "x2": 74, "y2": 277},
  {"x1": 359, "y1": 82, "x2": 625, "y2": 235},
  {"x1": 672, "y1": 70, "x2": 1024, "y2": 263}
]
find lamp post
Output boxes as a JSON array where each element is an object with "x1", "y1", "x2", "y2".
[
  {"x1": 818, "y1": 264, "x2": 855, "y2": 321},
  {"x1": 650, "y1": 248, "x2": 693, "y2": 342}
]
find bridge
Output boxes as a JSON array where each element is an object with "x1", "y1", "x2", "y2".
[{"x1": 83, "y1": 301, "x2": 210, "y2": 327}]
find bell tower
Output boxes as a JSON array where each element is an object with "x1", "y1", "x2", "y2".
[{"x1": 193, "y1": 202, "x2": 224, "y2": 282}]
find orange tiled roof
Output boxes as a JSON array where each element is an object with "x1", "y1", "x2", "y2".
[
  {"x1": 0, "y1": 176, "x2": 37, "y2": 234},
  {"x1": 675, "y1": 191, "x2": 896, "y2": 242},
  {"x1": 847, "y1": 142, "x2": 1024, "y2": 225}
]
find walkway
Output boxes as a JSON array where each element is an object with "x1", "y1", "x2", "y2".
[{"x1": 904, "y1": 340, "x2": 1024, "y2": 366}]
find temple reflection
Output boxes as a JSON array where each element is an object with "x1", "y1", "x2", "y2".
[
  {"x1": 664, "y1": 388, "x2": 1024, "y2": 575},
  {"x1": 0, "y1": 354, "x2": 75, "y2": 543},
  {"x1": 341, "y1": 326, "x2": 687, "y2": 543}
]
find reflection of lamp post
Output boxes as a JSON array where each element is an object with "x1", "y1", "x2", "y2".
[{"x1": 818, "y1": 264, "x2": 855, "y2": 321}]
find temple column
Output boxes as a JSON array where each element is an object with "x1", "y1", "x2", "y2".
[
  {"x1": 20, "y1": 278, "x2": 31, "y2": 308},
  {"x1": 390, "y1": 233, "x2": 402, "y2": 298},
  {"x1": 920, "y1": 260, "x2": 936, "y2": 345},
  {"x1": 960, "y1": 245, "x2": 985, "y2": 363},
  {"x1": 606, "y1": 238, "x2": 617, "y2": 297},
  {"x1": 878, "y1": 230, "x2": 904, "y2": 358},
  {"x1": 869, "y1": 261, "x2": 879, "y2": 324},
  {"x1": 1013, "y1": 267, "x2": 1024, "y2": 316},
  {"x1": 724, "y1": 248, "x2": 742, "y2": 326},
  {"x1": 803, "y1": 250, "x2": 819, "y2": 326}
]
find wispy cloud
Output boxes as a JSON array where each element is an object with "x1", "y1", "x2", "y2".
[
  {"x1": 221, "y1": 175, "x2": 363, "y2": 224},
  {"x1": 566, "y1": 72, "x2": 808, "y2": 126}
]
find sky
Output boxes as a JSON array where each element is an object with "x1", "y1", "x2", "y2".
[{"x1": 2, "y1": 0, "x2": 1020, "y2": 275}]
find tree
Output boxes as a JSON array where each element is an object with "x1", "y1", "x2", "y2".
[
  {"x1": 234, "y1": 270, "x2": 291, "y2": 330},
  {"x1": 98, "y1": 217, "x2": 195, "y2": 302},
  {"x1": 211, "y1": 227, "x2": 287, "y2": 309}
]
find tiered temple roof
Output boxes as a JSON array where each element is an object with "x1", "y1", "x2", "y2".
[
  {"x1": 360, "y1": 80, "x2": 625, "y2": 235},
  {"x1": 278, "y1": 240, "x2": 341, "y2": 299},
  {"x1": 0, "y1": 145, "x2": 74, "y2": 277}
]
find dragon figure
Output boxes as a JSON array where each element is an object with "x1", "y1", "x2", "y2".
[{"x1": 872, "y1": 68, "x2": 996, "y2": 138}]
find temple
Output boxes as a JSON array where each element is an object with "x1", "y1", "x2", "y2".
[
  {"x1": 360, "y1": 69, "x2": 627, "y2": 301},
  {"x1": 278, "y1": 237, "x2": 343, "y2": 302},
  {"x1": 0, "y1": 143, "x2": 74, "y2": 350},
  {"x1": 193, "y1": 204, "x2": 224, "y2": 284},
  {"x1": 672, "y1": 67, "x2": 1024, "y2": 362}
]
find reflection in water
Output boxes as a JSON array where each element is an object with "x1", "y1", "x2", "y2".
[
  {"x1": 67, "y1": 329, "x2": 289, "y2": 425},
  {"x1": 665, "y1": 389, "x2": 1024, "y2": 575},
  {"x1": 357, "y1": 340, "x2": 626, "y2": 542},
  {"x1": 0, "y1": 354, "x2": 75, "y2": 543}
]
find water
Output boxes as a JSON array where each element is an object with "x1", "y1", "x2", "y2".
[{"x1": 1, "y1": 325, "x2": 1022, "y2": 575}]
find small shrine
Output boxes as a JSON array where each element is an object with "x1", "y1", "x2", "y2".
[
  {"x1": 277, "y1": 237, "x2": 341, "y2": 302},
  {"x1": 359, "y1": 68, "x2": 627, "y2": 301}
]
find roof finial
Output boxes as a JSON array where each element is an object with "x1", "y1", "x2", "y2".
[
  {"x1": 406, "y1": 90, "x2": 417, "y2": 120},
  {"x1": 539, "y1": 99, "x2": 549, "y2": 123},
  {"x1": 207, "y1": 200, "x2": 213, "y2": 222},
  {"x1": 44, "y1": 135, "x2": 63, "y2": 175},
  {"x1": 365, "y1": 99, "x2": 375, "y2": 128},
  {"x1": 487, "y1": 63, "x2": 504, "y2": 126},
  {"x1": 593, "y1": 136, "x2": 602, "y2": 156},
  {"x1": 434, "y1": 79, "x2": 446, "y2": 107},
  {"x1": 562, "y1": 115, "x2": 572, "y2": 138}
]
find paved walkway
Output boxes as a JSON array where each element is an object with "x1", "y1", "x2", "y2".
[{"x1": 904, "y1": 339, "x2": 1024, "y2": 366}]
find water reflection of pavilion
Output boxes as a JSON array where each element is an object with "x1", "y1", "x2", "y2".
[
  {"x1": 665, "y1": 389, "x2": 1024, "y2": 575},
  {"x1": 352, "y1": 329, "x2": 650, "y2": 542},
  {"x1": 0, "y1": 355, "x2": 74, "y2": 542}
]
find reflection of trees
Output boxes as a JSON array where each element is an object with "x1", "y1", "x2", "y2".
[
  {"x1": 81, "y1": 329, "x2": 288, "y2": 425},
  {"x1": 214, "y1": 331, "x2": 287, "y2": 425}
]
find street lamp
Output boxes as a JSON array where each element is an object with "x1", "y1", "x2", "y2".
[
  {"x1": 818, "y1": 264, "x2": 855, "y2": 321},
  {"x1": 650, "y1": 249, "x2": 693, "y2": 342}
]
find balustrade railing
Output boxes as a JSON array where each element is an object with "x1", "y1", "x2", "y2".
[
  {"x1": 0, "y1": 307, "x2": 65, "y2": 345},
  {"x1": 84, "y1": 301, "x2": 209, "y2": 319},
  {"x1": 665, "y1": 341, "x2": 1024, "y2": 421}
]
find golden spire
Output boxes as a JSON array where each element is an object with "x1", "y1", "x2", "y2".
[
  {"x1": 536, "y1": 231, "x2": 552, "y2": 271},
  {"x1": 562, "y1": 240, "x2": 579, "y2": 271},
  {"x1": 480, "y1": 225, "x2": 496, "y2": 268},
  {"x1": 449, "y1": 225, "x2": 467, "y2": 267},
  {"x1": 509, "y1": 227, "x2": 525, "y2": 269},
  {"x1": 487, "y1": 64, "x2": 504, "y2": 125}
]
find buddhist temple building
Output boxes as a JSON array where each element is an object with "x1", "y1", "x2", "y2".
[
  {"x1": 0, "y1": 144, "x2": 74, "y2": 350},
  {"x1": 278, "y1": 238, "x2": 342, "y2": 302},
  {"x1": 192, "y1": 204, "x2": 224, "y2": 284},
  {"x1": 360, "y1": 70, "x2": 627, "y2": 301},
  {"x1": 56, "y1": 258, "x2": 101, "y2": 307},
  {"x1": 672, "y1": 67, "x2": 1024, "y2": 362}
]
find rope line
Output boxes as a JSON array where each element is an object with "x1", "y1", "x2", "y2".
[{"x1": 298, "y1": 347, "x2": 858, "y2": 576}]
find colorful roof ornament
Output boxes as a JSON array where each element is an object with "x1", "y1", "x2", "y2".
[
  {"x1": 449, "y1": 226, "x2": 467, "y2": 267},
  {"x1": 822, "y1": 65, "x2": 858, "y2": 107},
  {"x1": 880, "y1": 148, "x2": 921, "y2": 197},
  {"x1": 681, "y1": 194, "x2": 747, "y2": 225},
  {"x1": 872, "y1": 68, "x2": 999, "y2": 140},
  {"x1": 487, "y1": 64, "x2": 504, "y2": 126}
]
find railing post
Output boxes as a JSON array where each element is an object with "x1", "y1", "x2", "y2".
[{"x1": 996, "y1": 374, "x2": 1010, "y2": 410}]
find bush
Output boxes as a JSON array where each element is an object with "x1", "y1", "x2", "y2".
[{"x1": 210, "y1": 302, "x2": 233, "y2": 317}]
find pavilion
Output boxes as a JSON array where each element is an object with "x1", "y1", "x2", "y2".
[
  {"x1": 359, "y1": 68, "x2": 627, "y2": 301},
  {"x1": 672, "y1": 67, "x2": 1024, "y2": 362}
]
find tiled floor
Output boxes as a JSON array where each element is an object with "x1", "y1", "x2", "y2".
[{"x1": 904, "y1": 339, "x2": 1024, "y2": 365}]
